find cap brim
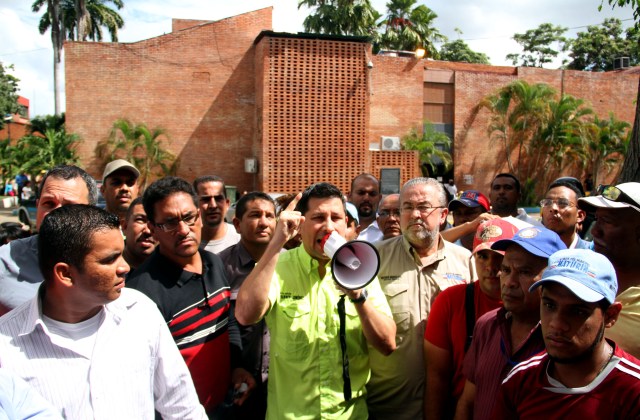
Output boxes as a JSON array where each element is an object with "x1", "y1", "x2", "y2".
[
  {"x1": 578, "y1": 196, "x2": 640, "y2": 213},
  {"x1": 472, "y1": 243, "x2": 505, "y2": 256},
  {"x1": 491, "y1": 238, "x2": 552, "y2": 259},
  {"x1": 529, "y1": 277, "x2": 605, "y2": 303}
]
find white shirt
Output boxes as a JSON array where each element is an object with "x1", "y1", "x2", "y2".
[
  {"x1": 0, "y1": 288, "x2": 206, "y2": 420},
  {"x1": 357, "y1": 220, "x2": 384, "y2": 243},
  {"x1": 202, "y1": 223, "x2": 241, "y2": 254}
]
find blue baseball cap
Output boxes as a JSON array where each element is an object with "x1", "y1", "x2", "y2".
[
  {"x1": 345, "y1": 202, "x2": 359, "y2": 224},
  {"x1": 529, "y1": 249, "x2": 618, "y2": 304},
  {"x1": 491, "y1": 226, "x2": 566, "y2": 258}
]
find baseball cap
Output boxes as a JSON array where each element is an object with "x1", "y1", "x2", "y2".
[
  {"x1": 345, "y1": 202, "x2": 359, "y2": 224},
  {"x1": 529, "y1": 249, "x2": 617, "y2": 304},
  {"x1": 102, "y1": 159, "x2": 140, "y2": 183},
  {"x1": 491, "y1": 226, "x2": 566, "y2": 258},
  {"x1": 448, "y1": 190, "x2": 490, "y2": 212},
  {"x1": 578, "y1": 182, "x2": 640, "y2": 213},
  {"x1": 472, "y1": 217, "x2": 531, "y2": 255}
]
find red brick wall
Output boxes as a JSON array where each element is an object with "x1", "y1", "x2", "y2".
[
  {"x1": 65, "y1": 7, "x2": 273, "y2": 191},
  {"x1": 370, "y1": 150, "x2": 421, "y2": 185},
  {"x1": 369, "y1": 55, "x2": 423, "y2": 146}
]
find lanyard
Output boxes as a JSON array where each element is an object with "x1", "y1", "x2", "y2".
[{"x1": 337, "y1": 295, "x2": 352, "y2": 401}]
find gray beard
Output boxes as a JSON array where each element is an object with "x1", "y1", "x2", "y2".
[{"x1": 405, "y1": 225, "x2": 438, "y2": 250}]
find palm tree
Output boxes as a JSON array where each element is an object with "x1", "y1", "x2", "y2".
[
  {"x1": 299, "y1": 0, "x2": 380, "y2": 38},
  {"x1": 402, "y1": 121, "x2": 452, "y2": 177},
  {"x1": 480, "y1": 80, "x2": 555, "y2": 180},
  {"x1": 32, "y1": 0, "x2": 124, "y2": 114},
  {"x1": 28, "y1": 113, "x2": 66, "y2": 136},
  {"x1": 581, "y1": 113, "x2": 630, "y2": 187},
  {"x1": 96, "y1": 119, "x2": 177, "y2": 191},
  {"x1": 379, "y1": 0, "x2": 446, "y2": 57}
]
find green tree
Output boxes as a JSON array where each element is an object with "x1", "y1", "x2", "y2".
[
  {"x1": 298, "y1": 0, "x2": 380, "y2": 37},
  {"x1": 379, "y1": 0, "x2": 446, "y2": 58},
  {"x1": 16, "y1": 129, "x2": 80, "y2": 176},
  {"x1": 480, "y1": 80, "x2": 556, "y2": 179},
  {"x1": 96, "y1": 119, "x2": 177, "y2": 190},
  {"x1": 506, "y1": 23, "x2": 568, "y2": 67},
  {"x1": 602, "y1": 0, "x2": 640, "y2": 182},
  {"x1": 28, "y1": 113, "x2": 66, "y2": 136},
  {"x1": 439, "y1": 39, "x2": 490, "y2": 64},
  {"x1": 566, "y1": 18, "x2": 639, "y2": 71},
  {"x1": 0, "y1": 63, "x2": 20, "y2": 130},
  {"x1": 32, "y1": 0, "x2": 124, "y2": 114},
  {"x1": 402, "y1": 121, "x2": 452, "y2": 177},
  {"x1": 580, "y1": 113, "x2": 630, "y2": 186}
]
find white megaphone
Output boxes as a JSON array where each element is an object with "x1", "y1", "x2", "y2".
[{"x1": 322, "y1": 231, "x2": 381, "y2": 290}]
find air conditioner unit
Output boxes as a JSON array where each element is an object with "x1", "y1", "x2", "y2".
[
  {"x1": 381, "y1": 136, "x2": 401, "y2": 151},
  {"x1": 613, "y1": 57, "x2": 630, "y2": 70}
]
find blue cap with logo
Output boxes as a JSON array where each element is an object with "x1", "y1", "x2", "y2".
[
  {"x1": 491, "y1": 226, "x2": 566, "y2": 258},
  {"x1": 529, "y1": 249, "x2": 617, "y2": 304},
  {"x1": 345, "y1": 202, "x2": 359, "y2": 224}
]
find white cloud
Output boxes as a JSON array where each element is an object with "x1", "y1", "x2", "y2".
[{"x1": 0, "y1": 0, "x2": 636, "y2": 116}]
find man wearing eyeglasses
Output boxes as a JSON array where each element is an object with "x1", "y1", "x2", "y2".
[
  {"x1": 578, "y1": 182, "x2": 640, "y2": 358},
  {"x1": 540, "y1": 178, "x2": 591, "y2": 249},
  {"x1": 193, "y1": 175, "x2": 240, "y2": 254},
  {"x1": 376, "y1": 194, "x2": 401, "y2": 241},
  {"x1": 127, "y1": 177, "x2": 255, "y2": 417},
  {"x1": 367, "y1": 177, "x2": 476, "y2": 419}
]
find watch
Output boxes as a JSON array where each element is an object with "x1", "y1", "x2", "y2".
[{"x1": 350, "y1": 288, "x2": 368, "y2": 304}]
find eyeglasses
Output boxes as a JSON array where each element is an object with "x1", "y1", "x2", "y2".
[
  {"x1": 378, "y1": 208, "x2": 401, "y2": 217},
  {"x1": 199, "y1": 195, "x2": 225, "y2": 203},
  {"x1": 539, "y1": 198, "x2": 575, "y2": 210},
  {"x1": 154, "y1": 212, "x2": 200, "y2": 232},
  {"x1": 601, "y1": 185, "x2": 640, "y2": 207},
  {"x1": 400, "y1": 204, "x2": 445, "y2": 215}
]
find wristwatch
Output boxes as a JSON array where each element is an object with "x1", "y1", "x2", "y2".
[{"x1": 350, "y1": 288, "x2": 368, "y2": 304}]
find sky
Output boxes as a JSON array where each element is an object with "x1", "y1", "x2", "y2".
[{"x1": 0, "y1": 0, "x2": 635, "y2": 117}]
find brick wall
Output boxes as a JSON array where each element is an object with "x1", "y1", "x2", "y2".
[{"x1": 66, "y1": 7, "x2": 273, "y2": 191}]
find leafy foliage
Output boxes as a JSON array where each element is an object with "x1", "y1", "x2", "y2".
[
  {"x1": 298, "y1": 0, "x2": 380, "y2": 38},
  {"x1": 96, "y1": 119, "x2": 178, "y2": 190},
  {"x1": 439, "y1": 39, "x2": 490, "y2": 64},
  {"x1": 0, "y1": 63, "x2": 20, "y2": 130},
  {"x1": 566, "y1": 18, "x2": 639, "y2": 71},
  {"x1": 32, "y1": 0, "x2": 123, "y2": 41},
  {"x1": 506, "y1": 23, "x2": 568, "y2": 67},
  {"x1": 378, "y1": 0, "x2": 446, "y2": 57},
  {"x1": 402, "y1": 121, "x2": 452, "y2": 176}
]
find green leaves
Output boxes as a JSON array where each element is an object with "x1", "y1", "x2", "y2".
[
  {"x1": 507, "y1": 23, "x2": 568, "y2": 67},
  {"x1": 96, "y1": 119, "x2": 177, "y2": 191},
  {"x1": 402, "y1": 121, "x2": 452, "y2": 177}
]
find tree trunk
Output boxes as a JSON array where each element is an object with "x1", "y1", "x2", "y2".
[
  {"x1": 618, "y1": 78, "x2": 640, "y2": 183},
  {"x1": 48, "y1": 0, "x2": 64, "y2": 116},
  {"x1": 75, "y1": 0, "x2": 90, "y2": 41}
]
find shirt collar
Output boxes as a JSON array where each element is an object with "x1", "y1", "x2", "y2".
[{"x1": 402, "y1": 234, "x2": 446, "y2": 267}]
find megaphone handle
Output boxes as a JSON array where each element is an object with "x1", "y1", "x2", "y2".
[{"x1": 337, "y1": 296, "x2": 352, "y2": 401}]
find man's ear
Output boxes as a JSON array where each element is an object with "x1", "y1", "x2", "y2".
[
  {"x1": 100, "y1": 182, "x2": 106, "y2": 194},
  {"x1": 604, "y1": 302, "x2": 623, "y2": 328},
  {"x1": 232, "y1": 217, "x2": 241, "y2": 233},
  {"x1": 576, "y1": 209, "x2": 586, "y2": 224},
  {"x1": 440, "y1": 208, "x2": 449, "y2": 225},
  {"x1": 52, "y1": 262, "x2": 74, "y2": 287}
]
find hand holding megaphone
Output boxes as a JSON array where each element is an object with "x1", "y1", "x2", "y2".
[{"x1": 322, "y1": 231, "x2": 380, "y2": 291}]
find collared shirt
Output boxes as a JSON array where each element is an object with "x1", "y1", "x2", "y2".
[
  {"x1": 495, "y1": 340, "x2": 640, "y2": 418},
  {"x1": 0, "y1": 235, "x2": 41, "y2": 314},
  {"x1": 606, "y1": 286, "x2": 640, "y2": 358},
  {"x1": 265, "y1": 246, "x2": 392, "y2": 419},
  {"x1": 462, "y1": 307, "x2": 544, "y2": 420},
  {"x1": 0, "y1": 288, "x2": 206, "y2": 420},
  {"x1": 357, "y1": 221, "x2": 383, "y2": 243},
  {"x1": 202, "y1": 223, "x2": 241, "y2": 254},
  {"x1": 127, "y1": 249, "x2": 241, "y2": 412},
  {"x1": 218, "y1": 242, "x2": 270, "y2": 382},
  {"x1": 367, "y1": 235, "x2": 476, "y2": 419}
]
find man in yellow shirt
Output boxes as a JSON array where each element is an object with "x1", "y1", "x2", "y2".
[{"x1": 236, "y1": 182, "x2": 396, "y2": 419}]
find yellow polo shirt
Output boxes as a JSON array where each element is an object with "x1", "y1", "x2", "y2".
[
  {"x1": 266, "y1": 246, "x2": 392, "y2": 419},
  {"x1": 367, "y1": 235, "x2": 476, "y2": 419},
  {"x1": 606, "y1": 286, "x2": 640, "y2": 358}
]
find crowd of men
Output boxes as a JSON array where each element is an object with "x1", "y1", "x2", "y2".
[{"x1": 0, "y1": 159, "x2": 639, "y2": 419}]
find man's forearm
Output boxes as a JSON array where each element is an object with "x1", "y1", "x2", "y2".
[{"x1": 354, "y1": 301, "x2": 396, "y2": 355}]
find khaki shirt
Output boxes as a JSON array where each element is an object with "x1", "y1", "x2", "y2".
[{"x1": 367, "y1": 235, "x2": 476, "y2": 419}]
